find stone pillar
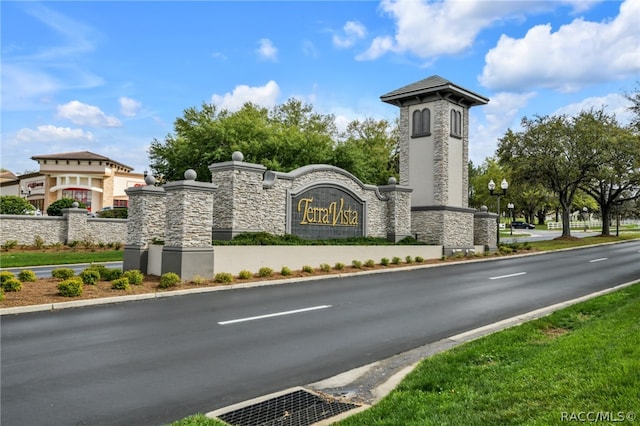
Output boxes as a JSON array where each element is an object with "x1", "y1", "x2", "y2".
[
  {"x1": 379, "y1": 177, "x2": 413, "y2": 242},
  {"x1": 208, "y1": 151, "x2": 266, "y2": 240},
  {"x1": 474, "y1": 206, "x2": 498, "y2": 253},
  {"x1": 123, "y1": 175, "x2": 166, "y2": 273},
  {"x1": 161, "y1": 169, "x2": 218, "y2": 280},
  {"x1": 63, "y1": 203, "x2": 89, "y2": 244}
]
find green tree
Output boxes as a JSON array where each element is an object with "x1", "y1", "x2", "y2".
[
  {"x1": 578, "y1": 113, "x2": 640, "y2": 235},
  {"x1": 497, "y1": 113, "x2": 601, "y2": 237},
  {"x1": 0, "y1": 196, "x2": 35, "y2": 215},
  {"x1": 624, "y1": 81, "x2": 640, "y2": 133},
  {"x1": 46, "y1": 198, "x2": 87, "y2": 216},
  {"x1": 149, "y1": 98, "x2": 399, "y2": 185}
]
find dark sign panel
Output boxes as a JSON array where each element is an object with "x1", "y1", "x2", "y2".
[{"x1": 290, "y1": 185, "x2": 364, "y2": 239}]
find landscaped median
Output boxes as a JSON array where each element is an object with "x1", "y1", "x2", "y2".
[{"x1": 169, "y1": 280, "x2": 640, "y2": 426}]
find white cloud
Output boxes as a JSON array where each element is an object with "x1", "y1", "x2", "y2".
[
  {"x1": 119, "y1": 97, "x2": 142, "y2": 117},
  {"x1": 16, "y1": 125, "x2": 95, "y2": 142},
  {"x1": 333, "y1": 20, "x2": 367, "y2": 48},
  {"x1": 480, "y1": 0, "x2": 640, "y2": 92},
  {"x1": 553, "y1": 93, "x2": 634, "y2": 124},
  {"x1": 211, "y1": 80, "x2": 281, "y2": 111},
  {"x1": 360, "y1": 0, "x2": 544, "y2": 61},
  {"x1": 57, "y1": 100, "x2": 122, "y2": 127},
  {"x1": 470, "y1": 91, "x2": 537, "y2": 163},
  {"x1": 256, "y1": 38, "x2": 278, "y2": 61}
]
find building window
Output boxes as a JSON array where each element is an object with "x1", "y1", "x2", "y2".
[
  {"x1": 450, "y1": 109, "x2": 462, "y2": 138},
  {"x1": 113, "y1": 199, "x2": 128, "y2": 208},
  {"x1": 412, "y1": 108, "x2": 431, "y2": 137},
  {"x1": 62, "y1": 188, "x2": 91, "y2": 210}
]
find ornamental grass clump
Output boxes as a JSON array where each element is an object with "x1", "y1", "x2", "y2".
[
  {"x1": 0, "y1": 288, "x2": 4, "y2": 301},
  {"x1": 352, "y1": 260, "x2": 363, "y2": 269},
  {"x1": 320, "y1": 263, "x2": 331, "y2": 272},
  {"x1": 334, "y1": 262, "x2": 345, "y2": 271},
  {"x1": 58, "y1": 279, "x2": 83, "y2": 297},
  {"x1": 258, "y1": 267, "x2": 273, "y2": 277},
  {"x1": 405, "y1": 255, "x2": 413, "y2": 264},
  {"x1": 158, "y1": 272, "x2": 180, "y2": 289},
  {"x1": 18, "y1": 270, "x2": 37, "y2": 282},
  {"x1": 302, "y1": 265, "x2": 314, "y2": 273},
  {"x1": 80, "y1": 269, "x2": 100, "y2": 285},
  {"x1": 122, "y1": 270, "x2": 144, "y2": 285},
  {"x1": 391, "y1": 256, "x2": 402, "y2": 265},
  {"x1": 52, "y1": 268, "x2": 75, "y2": 280},
  {"x1": 214, "y1": 272, "x2": 234, "y2": 283},
  {"x1": 111, "y1": 277, "x2": 130, "y2": 290},
  {"x1": 238, "y1": 270, "x2": 252, "y2": 280},
  {"x1": 280, "y1": 266, "x2": 292, "y2": 276},
  {"x1": 380, "y1": 257, "x2": 390, "y2": 266},
  {"x1": 415, "y1": 256, "x2": 425, "y2": 263},
  {"x1": 364, "y1": 259, "x2": 375, "y2": 267}
]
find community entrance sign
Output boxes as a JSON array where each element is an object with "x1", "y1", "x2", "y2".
[{"x1": 289, "y1": 184, "x2": 364, "y2": 239}]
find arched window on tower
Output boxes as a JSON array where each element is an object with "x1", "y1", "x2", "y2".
[
  {"x1": 412, "y1": 108, "x2": 431, "y2": 138},
  {"x1": 450, "y1": 109, "x2": 462, "y2": 138}
]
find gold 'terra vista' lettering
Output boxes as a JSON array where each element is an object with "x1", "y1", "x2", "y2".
[{"x1": 297, "y1": 197, "x2": 358, "y2": 226}]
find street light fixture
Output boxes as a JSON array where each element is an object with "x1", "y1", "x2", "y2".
[
  {"x1": 488, "y1": 179, "x2": 508, "y2": 245},
  {"x1": 507, "y1": 202, "x2": 515, "y2": 235}
]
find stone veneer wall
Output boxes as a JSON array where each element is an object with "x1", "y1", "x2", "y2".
[
  {"x1": 0, "y1": 214, "x2": 126, "y2": 246},
  {"x1": 209, "y1": 160, "x2": 412, "y2": 240},
  {"x1": 474, "y1": 208, "x2": 498, "y2": 251},
  {"x1": 411, "y1": 208, "x2": 474, "y2": 251}
]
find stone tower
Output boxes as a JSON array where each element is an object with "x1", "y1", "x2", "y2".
[{"x1": 381, "y1": 75, "x2": 489, "y2": 253}]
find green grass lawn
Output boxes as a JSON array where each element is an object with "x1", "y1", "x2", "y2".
[
  {"x1": 0, "y1": 249, "x2": 124, "y2": 268},
  {"x1": 338, "y1": 282, "x2": 640, "y2": 426}
]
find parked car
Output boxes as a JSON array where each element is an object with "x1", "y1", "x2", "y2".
[{"x1": 510, "y1": 221, "x2": 536, "y2": 229}]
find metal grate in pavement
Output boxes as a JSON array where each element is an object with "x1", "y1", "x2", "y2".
[{"x1": 214, "y1": 388, "x2": 361, "y2": 426}]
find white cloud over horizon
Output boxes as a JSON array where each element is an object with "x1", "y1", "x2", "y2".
[
  {"x1": 56, "y1": 100, "x2": 121, "y2": 127},
  {"x1": 16, "y1": 125, "x2": 95, "y2": 143},
  {"x1": 210, "y1": 80, "x2": 281, "y2": 111}
]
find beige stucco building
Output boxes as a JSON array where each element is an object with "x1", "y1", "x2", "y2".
[{"x1": 0, "y1": 151, "x2": 145, "y2": 214}]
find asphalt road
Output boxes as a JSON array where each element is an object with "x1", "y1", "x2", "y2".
[{"x1": 2, "y1": 241, "x2": 639, "y2": 426}]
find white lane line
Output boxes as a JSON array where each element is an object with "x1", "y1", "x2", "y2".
[
  {"x1": 489, "y1": 272, "x2": 527, "y2": 280},
  {"x1": 589, "y1": 258, "x2": 608, "y2": 263},
  {"x1": 218, "y1": 305, "x2": 332, "y2": 325}
]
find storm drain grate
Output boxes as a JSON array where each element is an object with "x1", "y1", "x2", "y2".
[{"x1": 215, "y1": 388, "x2": 361, "y2": 426}]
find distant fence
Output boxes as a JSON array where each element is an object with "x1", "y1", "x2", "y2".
[{"x1": 546, "y1": 219, "x2": 639, "y2": 230}]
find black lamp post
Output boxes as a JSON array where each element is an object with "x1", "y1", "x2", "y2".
[
  {"x1": 507, "y1": 202, "x2": 514, "y2": 235},
  {"x1": 488, "y1": 178, "x2": 508, "y2": 245}
]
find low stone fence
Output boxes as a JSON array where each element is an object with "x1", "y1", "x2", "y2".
[{"x1": 0, "y1": 209, "x2": 127, "y2": 246}]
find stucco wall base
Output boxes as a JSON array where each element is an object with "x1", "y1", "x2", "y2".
[
  {"x1": 123, "y1": 245, "x2": 148, "y2": 274},
  {"x1": 211, "y1": 245, "x2": 443, "y2": 276},
  {"x1": 162, "y1": 246, "x2": 215, "y2": 280}
]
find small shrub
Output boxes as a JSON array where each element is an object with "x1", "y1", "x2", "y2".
[
  {"x1": 280, "y1": 266, "x2": 292, "y2": 276},
  {"x1": 67, "y1": 240, "x2": 79, "y2": 250},
  {"x1": 158, "y1": 272, "x2": 180, "y2": 289},
  {"x1": 415, "y1": 256, "x2": 424, "y2": 263},
  {"x1": 2, "y1": 240, "x2": 18, "y2": 251},
  {"x1": 98, "y1": 242, "x2": 106, "y2": 249},
  {"x1": 320, "y1": 263, "x2": 331, "y2": 272},
  {"x1": 87, "y1": 264, "x2": 108, "y2": 278},
  {"x1": 2, "y1": 277, "x2": 22, "y2": 292},
  {"x1": 380, "y1": 257, "x2": 390, "y2": 266},
  {"x1": 391, "y1": 256, "x2": 402, "y2": 265},
  {"x1": 1, "y1": 271, "x2": 16, "y2": 284},
  {"x1": 238, "y1": 270, "x2": 252, "y2": 280},
  {"x1": 364, "y1": 259, "x2": 375, "y2": 267},
  {"x1": 101, "y1": 268, "x2": 122, "y2": 281},
  {"x1": 302, "y1": 265, "x2": 314, "y2": 273},
  {"x1": 34, "y1": 235, "x2": 45, "y2": 249},
  {"x1": 0, "y1": 288, "x2": 4, "y2": 301},
  {"x1": 80, "y1": 269, "x2": 100, "y2": 285},
  {"x1": 405, "y1": 255, "x2": 413, "y2": 264},
  {"x1": 52, "y1": 268, "x2": 75, "y2": 280},
  {"x1": 113, "y1": 242, "x2": 122, "y2": 250},
  {"x1": 81, "y1": 239, "x2": 94, "y2": 250},
  {"x1": 111, "y1": 277, "x2": 130, "y2": 290},
  {"x1": 214, "y1": 272, "x2": 234, "y2": 283},
  {"x1": 258, "y1": 267, "x2": 273, "y2": 277},
  {"x1": 334, "y1": 262, "x2": 345, "y2": 270},
  {"x1": 352, "y1": 260, "x2": 363, "y2": 269},
  {"x1": 122, "y1": 270, "x2": 144, "y2": 285},
  {"x1": 18, "y1": 270, "x2": 37, "y2": 282},
  {"x1": 58, "y1": 279, "x2": 83, "y2": 297}
]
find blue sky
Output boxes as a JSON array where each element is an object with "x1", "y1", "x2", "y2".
[{"x1": 2, "y1": 0, "x2": 639, "y2": 176}]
